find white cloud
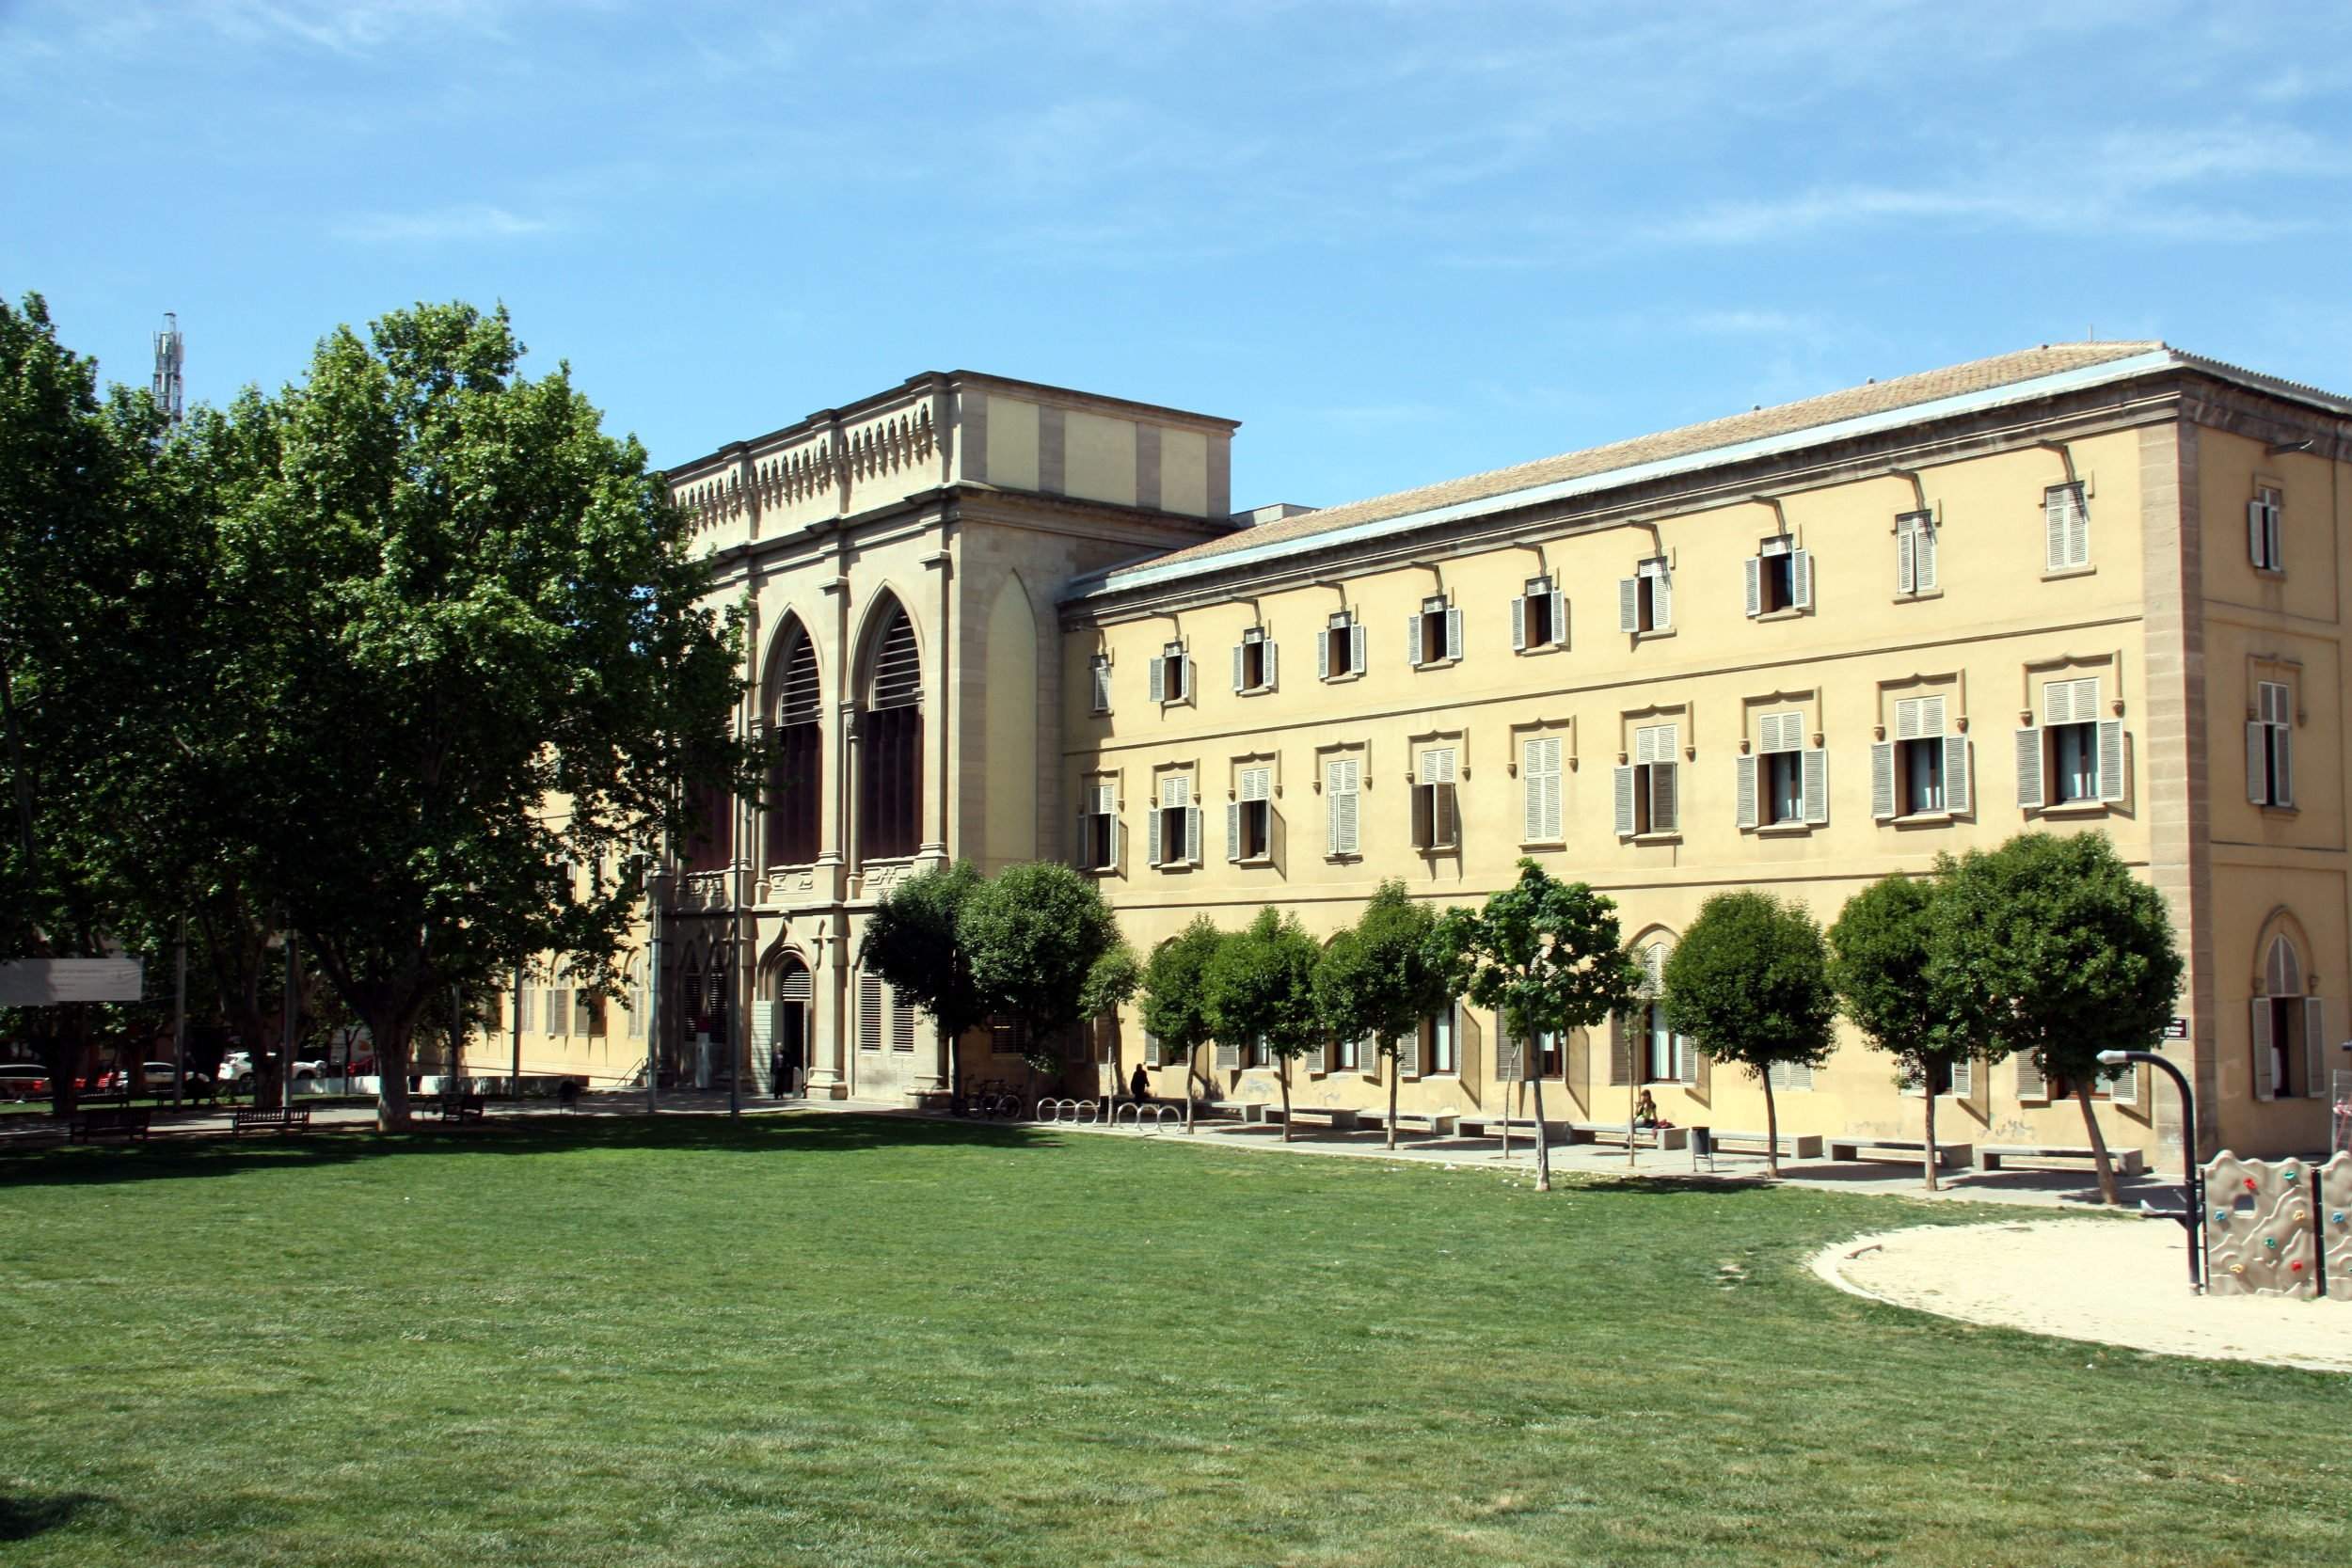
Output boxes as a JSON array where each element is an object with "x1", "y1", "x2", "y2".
[{"x1": 330, "y1": 203, "x2": 557, "y2": 244}]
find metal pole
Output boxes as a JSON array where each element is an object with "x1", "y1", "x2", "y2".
[
  {"x1": 2100, "y1": 1049, "x2": 2202, "y2": 1292},
  {"x1": 172, "y1": 917, "x2": 187, "y2": 1109},
  {"x1": 511, "y1": 962, "x2": 523, "y2": 1099},
  {"x1": 450, "y1": 984, "x2": 464, "y2": 1093},
  {"x1": 645, "y1": 835, "x2": 666, "y2": 1116},
  {"x1": 730, "y1": 778, "x2": 745, "y2": 1119},
  {"x1": 280, "y1": 932, "x2": 298, "y2": 1114}
]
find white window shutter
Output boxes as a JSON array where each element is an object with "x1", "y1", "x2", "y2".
[
  {"x1": 1650, "y1": 761, "x2": 1677, "y2": 833},
  {"x1": 2015, "y1": 1051, "x2": 2046, "y2": 1102},
  {"x1": 1790, "y1": 548, "x2": 1812, "y2": 610},
  {"x1": 1073, "y1": 807, "x2": 1090, "y2": 867},
  {"x1": 1743, "y1": 556, "x2": 1761, "y2": 617},
  {"x1": 1232, "y1": 644, "x2": 1245, "y2": 693},
  {"x1": 1148, "y1": 807, "x2": 1162, "y2": 868},
  {"x1": 1317, "y1": 629, "x2": 1330, "y2": 681},
  {"x1": 1511, "y1": 595, "x2": 1526, "y2": 652},
  {"x1": 2069, "y1": 491, "x2": 2090, "y2": 566},
  {"x1": 1148, "y1": 657, "x2": 1165, "y2": 705},
  {"x1": 1183, "y1": 657, "x2": 1195, "y2": 702},
  {"x1": 1897, "y1": 528, "x2": 1915, "y2": 594},
  {"x1": 1524, "y1": 742, "x2": 1544, "y2": 841},
  {"x1": 1613, "y1": 765, "x2": 1637, "y2": 837},
  {"x1": 2304, "y1": 998, "x2": 2327, "y2": 1099},
  {"x1": 1446, "y1": 606, "x2": 1463, "y2": 661},
  {"x1": 2044, "y1": 488, "x2": 2069, "y2": 573},
  {"x1": 1263, "y1": 640, "x2": 1277, "y2": 689},
  {"x1": 2106, "y1": 1054, "x2": 2136, "y2": 1106},
  {"x1": 2096, "y1": 720, "x2": 2125, "y2": 803},
  {"x1": 1543, "y1": 752, "x2": 1563, "y2": 840},
  {"x1": 1326, "y1": 775, "x2": 1343, "y2": 855},
  {"x1": 1676, "y1": 1032, "x2": 1695, "y2": 1085},
  {"x1": 1350, "y1": 624, "x2": 1366, "y2": 673},
  {"x1": 1091, "y1": 659, "x2": 1110, "y2": 712},
  {"x1": 1870, "y1": 740, "x2": 1896, "y2": 820},
  {"x1": 1397, "y1": 1022, "x2": 1421, "y2": 1078},
  {"x1": 1652, "y1": 566, "x2": 1671, "y2": 628},
  {"x1": 1549, "y1": 588, "x2": 1566, "y2": 646},
  {"x1": 1406, "y1": 614, "x2": 1423, "y2": 668},
  {"x1": 1435, "y1": 783, "x2": 1455, "y2": 849},
  {"x1": 1735, "y1": 753, "x2": 1758, "y2": 830},
  {"x1": 1185, "y1": 805, "x2": 1201, "y2": 866},
  {"x1": 1943, "y1": 736, "x2": 1970, "y2": 815},
  {"x1": 1618, "y1": 577, "x2": 1640, "y2": 633},
  {"x1": 1227, "y1": 801, "x2": 1241, "y2": 863},
  {"x1": 2249, "y1": 498, "x2": 2268, "y2": 565},
  {"x1": 2247, "y1": 720, "x2": 2270, "y2": 804},
  {"x1": 1802, "y1": 748, "x2": 1828, "y2": 826},
  {"x1": 1915, "y1": 519, "x2": 1937, "y2": 589},
  {"x1": 1951, "y1": 1056, "x2": 1973, "y2": 1099},
  {"x1": 2251, "y1": 1000, "x2": 2275, "y2": 1101},
  {"x1": 2014, "y1": 726, "x2": 2044, "y2": 810},
  {"x1": 2276, "y1": 721, "x2": 2294, "y2": 807}
]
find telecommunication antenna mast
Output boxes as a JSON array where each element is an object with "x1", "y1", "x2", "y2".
[{"x1": 152, "y1": 312, "x2": 184, "y2": 424}]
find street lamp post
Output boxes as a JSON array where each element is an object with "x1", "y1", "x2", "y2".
[{"x1": 2096, "y1": 1048, "x2": 2203, "y2": 1293}]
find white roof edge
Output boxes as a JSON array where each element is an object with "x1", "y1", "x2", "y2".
[{"x1": 1068, "y1": 349, "x2": 2238, "y2": 604}]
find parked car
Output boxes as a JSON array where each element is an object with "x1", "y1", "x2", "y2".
[
  {"x1": 0, "y1": 1063, "x2": 52, "y2": 1101},
  {"x1": 95, "y1": 1063, "x2": 214, "y2": 1096},
  {"x1": 216, "y1": 1052, "x2": 323, "y2": 1085}
]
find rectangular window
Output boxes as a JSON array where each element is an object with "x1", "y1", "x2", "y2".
[
  {"x1": 1077, "y1": 781, "x2": 1118, "y2": 872},
  {"x1": 2249, "y1": 485, "x2": 2283, "y2": 573},
  {"x1": 547, "y1": 987, "x2": 569, "y2": 1037},
  {"x1": 1232, "y1": 626, "x2": 1276, "y2": 693},
  {"x1": 2249, "y1": 680, "x2": 2294, "y2": 807},
  {"x1": 1514, "y1": 576, "x2": 1565, "y2": 652},
  {"x1": 576, "y1": 991, "x2": 606, "y2": 1038},
  {"x1": 1148, "y1": 641, "x2": 1190, "y2": 705},
  {"x1": 518, "y1": 988, "x2": 536, "y2": 1032},
  {"x1": 1407, "y1": 595, "x2": 1461, "y2": 667},
  {"x1": 1229, "y1": 766, "x2": 1272, "y2": 863},
  {"x1": 1089, "y1": 654, "x2": 1112, "y2": 714},
  {"x1": 1873, "y1": 694, "x2": 1968, "y2": 820},
  {"x1": 1535, "y1": 1029, "x2": 1564, "y2": 1079},
  {"x1": 857, "y1": 972, "x2": 882, "y2": 1052},
  {"x1": 1642, "y1": 1001, "x2": 1683, "y2": 1085},
  {"x1": 2044, "y1": 677, "x2": 2100, "y2": 804},
  {"x1": 1737, "y1": 709, "x2": 1818, "y2": 829},
  {"x1": 1325, "y1": 756, "x2": 1360, "y2": 856},
  {"x1": 1897, "y1": 510, "x2": 1938, "y2": 594},
  {"x1": 1744, "y1": 537, "x2": 1811, "y2": 616},
  {"x1": 1152, "y1": 775, "x2": 1199, "y2": 868},
  {"x1": 1331, "y1": 1033, "x2": 1359, "y2": 1072},
  {"x1": 2043, "y1": 483, "x2": 2090, "y2": 572},
  {"x1": 1616, "y1": 722, "x2": 1679, "y2": 837},
  {"x1": 1412, "y1": 745, "x2": 1458, "y2": 850},
  {"x1": 1619, "y1": 557, "x2": 1673, "y2": 635},
  {"x1": 1422, "y1": 1007, "x2": 1457, "y2": 1075},
  {"x1": 1521, "y1": 735, "x2": 1564, "y2": 843},
  {"x1": 1319, "y1": 612, "x2": 1364, "y2": 680}
]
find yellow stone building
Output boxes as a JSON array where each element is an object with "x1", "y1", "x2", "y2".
[{"x1": 524, "y1": 344, "x2": 2352, "y2": 1165}]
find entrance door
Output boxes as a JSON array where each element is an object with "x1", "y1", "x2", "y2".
[{"x1": 768, "y1": 958, "x2": 812, "y2": 1097}]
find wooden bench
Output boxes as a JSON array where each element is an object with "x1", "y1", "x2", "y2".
[
  {"x1": 1359, "y1": 1108, "x2": 1458, "y2": 1137},
  {"x1": 1827, "y1": 1136, "x2": 1972, "y2": 1168},
  {"x1": 1567, "y1": 1121, "x2": 1689, "y2": 1151},
  {"x1": 1274, "y1": 1106, "x2": 1362, "y2": 1132},
  {"x1": 428, "y1": 1092, "x2": 486, "y2": 1123},
  {"x1": 1705, "y1": 1130, "x2": 1824, "y2": 1160},
  {"x1": 230, "y1": 1106, "x2": 312, "y2": 1136},
  {"x1": 1977, "y1": 1144, "x2": 2145, "y2": 1176},
  {"x1": 70, "y1": 1105, "x2": 151, "y2": 1143}
]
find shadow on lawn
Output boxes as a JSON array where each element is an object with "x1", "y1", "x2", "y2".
[
  {"x1": 0, "y1": 1491, "x2": 103, "y2": 1542},
  {"x1": 0, "y1": 1111, "x2": 1066, "y2": 1191}
]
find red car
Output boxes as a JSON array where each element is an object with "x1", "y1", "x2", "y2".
[{"x1": 0, "y1": 1063, "x2": 52, "y2": 1101}]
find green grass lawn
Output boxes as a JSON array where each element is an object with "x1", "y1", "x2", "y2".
[{"x1": 0, "y1": 1116, "x2": 2339, "y2": 1567}]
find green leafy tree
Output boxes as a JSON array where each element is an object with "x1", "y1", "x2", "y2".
[
  {"x1": 1317, "y1": 881, "x2": 1459, "y2": 1152},
  {"x1": 193, "y1": 302, "x2": 753, "y2": 1130},
  {"x1": 960, "y1": 862, "x2": 1121, "y2": 1074},
  {"x1": 1930, "y1": 832, "x2": 2181, "y2": 1205},
  {"x1": 1201, "y1": 909, "x2": 1323, "y2": 1140},
  {"x1": 1661, "y1": 891, "x2": 1836, "y2": 1178},
  {"x1": 1435, "y1": 863, "x2": 1641, "y2": 1186},
  {"x1": 1140, "y1": 916, "x2": 1225, "y2": 1131},
  {"x1": 1079, "y1": 940, "x2": 1143, "y2": 1089},
  {"x1": 858, "y1": 862, "x2": 987, "y2": 1092},
  {"x1": 1828, "y1": 874, "x2": 1976, "y2": 1191}
]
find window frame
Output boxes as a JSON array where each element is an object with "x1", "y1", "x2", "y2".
[
  {"x1": 1407, "y1": 594, "x2": 1463, "y2": 670},
  {"x1": 1514, "y1": 575, "x2": 1565, "y2": 653},
  {"x1": 2249, "y1": 679, "x2": 2295, "y2": 809},
  {"x1": 2043, "y1": 482, "x2": 2090, "y2": 574},
  {"x1": 2249, "y1": 484, "x2": 2284, "y2": 574},
  {"x1": 1232, "y1": 626, "x2": 1276, "y2": 695},
  {"x1": 1896, "y1": 509, "x2": 1938, "y2": 595}
]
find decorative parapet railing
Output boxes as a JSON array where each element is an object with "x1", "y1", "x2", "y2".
[
  {"x1": 673, "y1": 871, "x2": 731, "y2": 912},
  {"x1": 671, "y1": 394, "x2": 942, "y2": 542}
]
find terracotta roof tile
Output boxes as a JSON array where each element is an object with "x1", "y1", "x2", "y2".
[{"x1": 1147, "y1": 342, "x2": 2165, "y2": 574}]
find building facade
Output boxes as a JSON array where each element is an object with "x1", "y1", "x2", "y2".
[{"x1": 527, "y1": 344, "x2": 2352, "y2": 1164}]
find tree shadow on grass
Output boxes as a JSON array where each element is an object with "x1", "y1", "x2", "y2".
[
  {"x1": 1564, "y1": 1173, "x2": 1776, "y2": 1197},
  {"x1": 0, "y1": 1492, "x2": 103, "y2": 1542},
  {"x1": 0, "y1": 1111, "x2": 1067, "y2": 1191}
]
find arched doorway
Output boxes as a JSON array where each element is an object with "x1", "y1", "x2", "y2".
[{"x1": 764, "y1": 953, "x2": 812, "y2": 1099}]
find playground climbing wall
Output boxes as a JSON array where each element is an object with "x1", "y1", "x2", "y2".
[{"x1": 2204, "y1": 1150, "x2": 2350, "y2": 1299}]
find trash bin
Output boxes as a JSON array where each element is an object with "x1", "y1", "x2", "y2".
[{"x1": 1690, "y1": 1125, "x2": 1713, "y2": 1170}]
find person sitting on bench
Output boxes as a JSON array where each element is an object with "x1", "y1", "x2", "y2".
[
  {"x1": 1128, "y1": 1064, "x2": 1155, "y2": 1103},
  {"x1": 1634, "y1": 1089, "x2": 1659, "y2": 1129}
]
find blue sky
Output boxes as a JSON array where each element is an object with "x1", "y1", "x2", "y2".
[{"x1": 5, "y1": 0, "x2": 2348, "y2": 511}]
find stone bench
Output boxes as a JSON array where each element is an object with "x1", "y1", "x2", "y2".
[
  {"x1": 1568, "y1": 1121, "x2": 1689, "y2": 1152},
  {"x1": 1704, "y1": 1130, "x2": 1823, "y2": 1160},
  {"x1": 1274, "y1": 1106, "x2": 1363, "y2": 1132},
  {"x1": 1977, "y1": 1144, "x2": 2145, "y2": 1176},
  {"x1": 1359, "y1": 1107, "x2": 1458, "y2": 1137},
  {"x1": 1457, "y1": 1117, "x2": 1550, "y2": 1140},
  {"x1": 1827, "y1": 1136, "x2": 1972, "y2": 1168}
]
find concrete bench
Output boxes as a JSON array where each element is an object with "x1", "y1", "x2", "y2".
[
  {"x1": 1827, "y1": 1136, "x2": 1973, "y2": 1168},
  {"x1": 1706, "y1": 1130, "x2": 1823, "y2": 1160},
  {"x1": 1359, "y1": 1108, "x2": 1459, "y2": 1137},
  {"x1": 1458, "y1": 1117, "x2": 1551, "y2": 1140},
  {"x1": 1977, "y1": 1144, "x2": 2145, "y2": 1176},
  {"x1": 1568, "y1": 1121, "x2": 1689, "y2": 1151},
  {"x1": 1275, "y1": 1106, "x2": 1362, "y2": 1132}
]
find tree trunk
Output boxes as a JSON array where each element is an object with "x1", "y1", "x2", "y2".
[
  {"x1": 2075, "y1": 1079, "x2": 2121, "y2": 1206},
  {"x1": 1499, "y1": 1069, "x2": 1514, "y2": 1162},
  {"x1": 1762, "y1": 1071, "x2": 1781, "y2": 1180},
  {"x1": 1530, "y1": 1072, "x2": 1551, "y2": 1192},
  {"x1": 1279, "y1": 1057, "x2": 1293, "y2": 1143},
  {"x1": 1184, "y1": 1047, "x2": 1199, "y2": 1133},
  {"x1": 373, "y1": 1021, "x2": 416, "y2": 1132},
  {"x1": 1628, "y1": 1071, "x2": 1638, "y2": 1169},
  {"x1": 1921, "y1": 1066, "x2": 1940, "y2": 1193},
  {"x1": 1385, "y1": 1046, "x2": 1399, "y2": 1151}
]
